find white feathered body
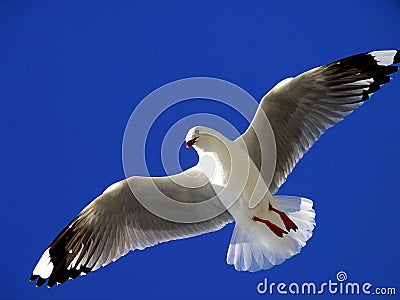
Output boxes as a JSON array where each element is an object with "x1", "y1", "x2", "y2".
[{"x1": 191, "y1": 127, "x2": 316, "y2": 271}]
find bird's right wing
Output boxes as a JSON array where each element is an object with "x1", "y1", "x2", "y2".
[{"x1": 30, "y1": 167, "x2": 233, "y2": 288}]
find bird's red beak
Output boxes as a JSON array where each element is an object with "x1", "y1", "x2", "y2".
[{"x1": 186, "y1": 137, "x2": 198, "y2": 148}]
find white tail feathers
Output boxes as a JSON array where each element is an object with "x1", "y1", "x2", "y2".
[{"x1": 226, "y1": 196, "x2": 315, "y2": 272}]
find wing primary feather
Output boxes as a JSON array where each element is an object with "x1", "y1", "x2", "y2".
[{"x1": 237, "y1": 50, "x2": 399, "y2": 194}]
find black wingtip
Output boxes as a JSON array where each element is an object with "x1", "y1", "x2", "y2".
[
  {"x1": 30, "y1": 274, "x2": 39, "y2": 282},
  {"x1": 36, "y1": 277, "x2": 46, "y2": 287},
  {"x1": 48, "y1": 278, "x2": 58, "y2": 288},
  {"x1": 30, "y1": 274, "x2": 48, "y2": 288},
  {"x1": 394, "y1": 50, "x2": 400, "y2": 64}
]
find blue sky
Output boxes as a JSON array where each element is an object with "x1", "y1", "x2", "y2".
[{"x1": 1, "y1": 1, "x2": 399, "y2": 299}]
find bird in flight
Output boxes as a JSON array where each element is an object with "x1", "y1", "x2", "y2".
[{"x1": 31, "y1": 50, "x2": 399, "y2": 287}]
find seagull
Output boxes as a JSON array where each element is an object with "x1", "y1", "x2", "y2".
[{"x1": 31, "y1": 50, "x2": 399, "y2": 287}]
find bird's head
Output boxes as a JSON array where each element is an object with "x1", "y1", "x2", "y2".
[{"x1": 185, "y1": 126, "x2": 226, "y2": 152}]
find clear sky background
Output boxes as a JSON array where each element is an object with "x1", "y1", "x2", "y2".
[{"x1": 1, "y1": 1, "x2": 399, "y2": 299}]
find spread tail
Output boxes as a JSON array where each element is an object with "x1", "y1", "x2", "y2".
[{"x1": 226, "y1": 196, "x2": 315, "y2": 272}]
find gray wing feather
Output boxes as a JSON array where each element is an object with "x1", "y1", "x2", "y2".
[
  {"x1": 31, "y1": 167, "x2": 232, "y2": 287},
  {"x1": 238, "y1": 50, "x2": 399, "y2": 194}
]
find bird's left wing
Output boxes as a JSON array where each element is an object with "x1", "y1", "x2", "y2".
[
  {"x1": 237, "y1": 50, "x2": 399, "y2": 194},
  {"x1": 30, "y1": 167, "x2": 233, "y2": 287}
]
